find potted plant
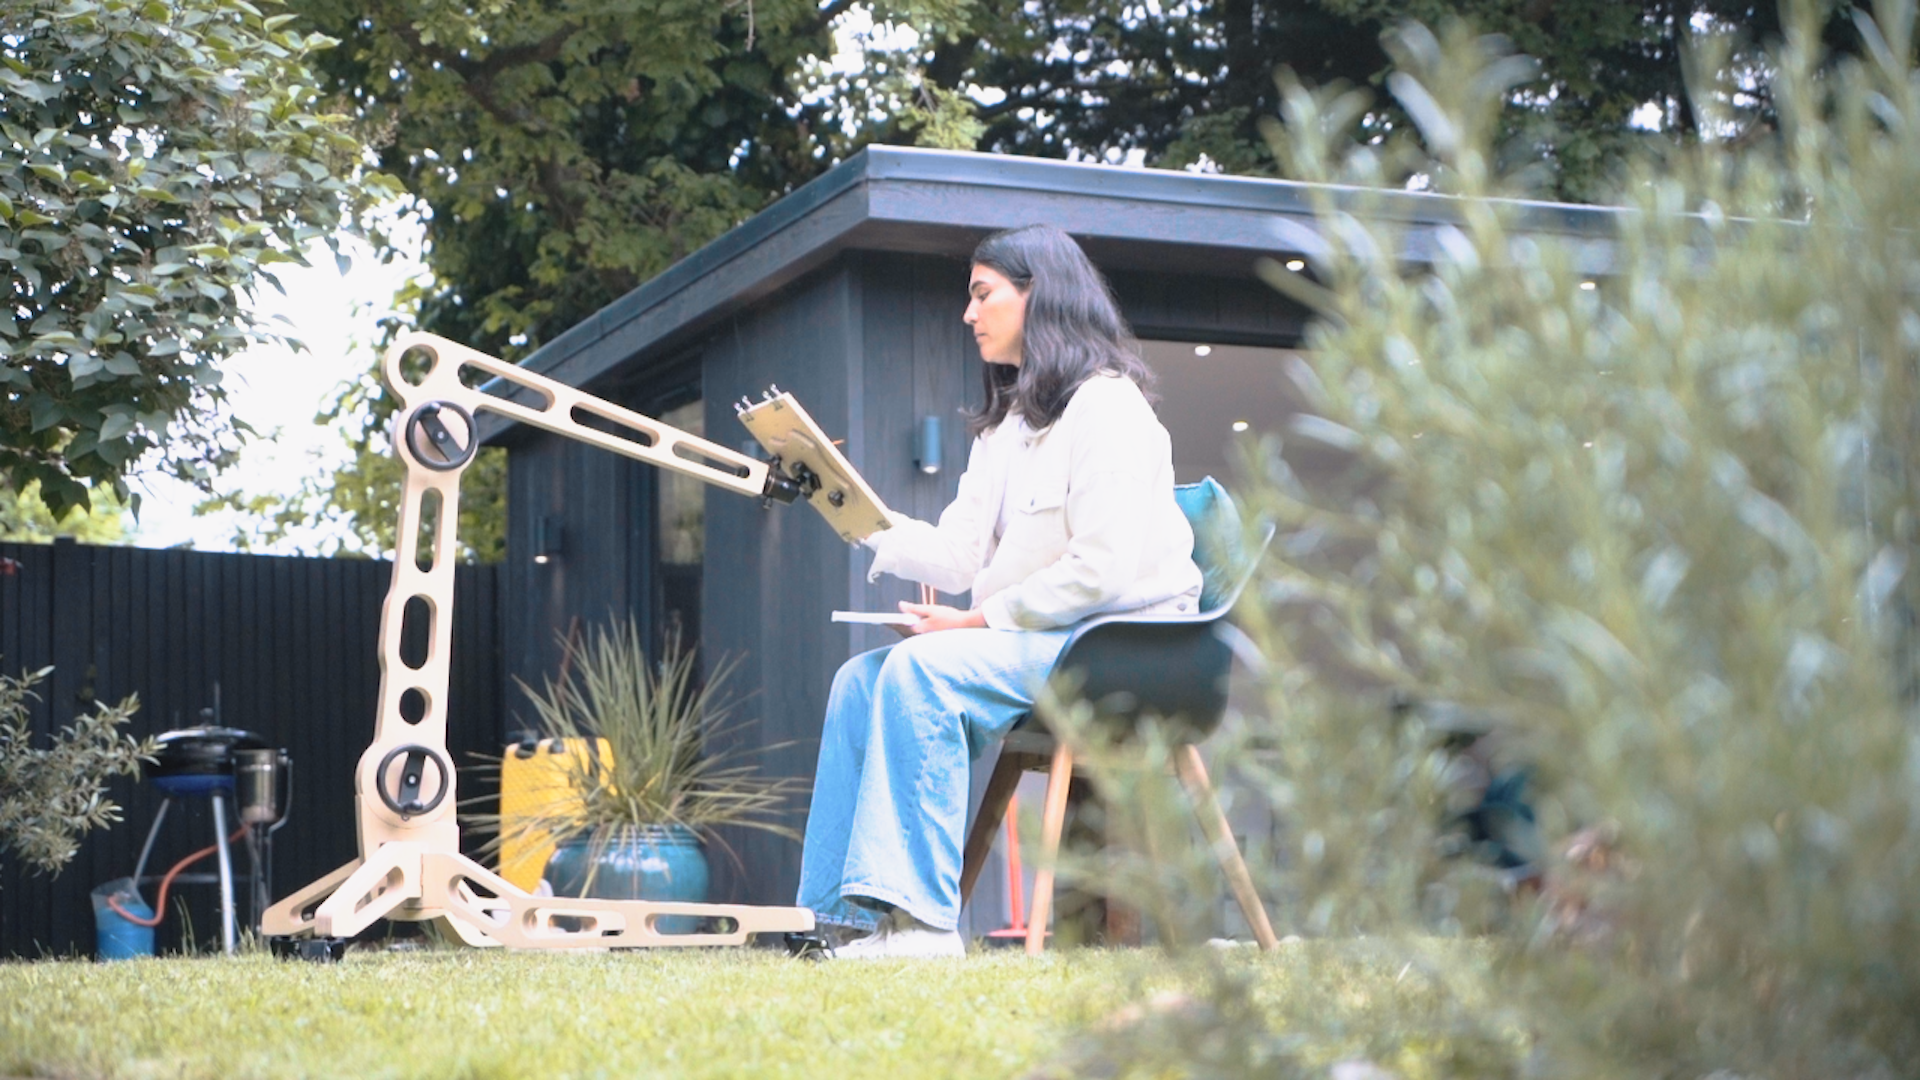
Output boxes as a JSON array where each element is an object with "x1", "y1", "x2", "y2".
[{"x1": 478, "y1": 618, "x2": 803, "y2": 933}]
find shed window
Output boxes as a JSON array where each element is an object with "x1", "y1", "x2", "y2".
[{"x1": 1139, "y1": 341, "x2": 1314, "y2": 487}]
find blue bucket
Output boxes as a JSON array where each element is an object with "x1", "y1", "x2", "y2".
[{"x1": 90, "y1": 878, "x2": 155, "y2": 961}]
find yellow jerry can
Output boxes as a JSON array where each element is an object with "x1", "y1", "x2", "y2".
[{"x1": 496, "y1": 736, "x2": 612, "y2": 892}]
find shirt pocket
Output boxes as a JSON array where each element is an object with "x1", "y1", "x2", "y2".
[
  {"x1": 1006, "y1": 471, "x2": 1071, "y2": 558},
  {"x1": 1017, "y1": 476, "x2": 1069, "y2": 515}
]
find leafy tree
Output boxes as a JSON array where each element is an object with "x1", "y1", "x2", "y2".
[
  {"x1": 834, "y1": 0, "x2": 1862, "y2": 200},
  {"x1": 0, "y1": 0, "x2": 394, "y2": 520},
  {"x1": 285, "y1": 0, "x2": 973, "y2": 361},
  {"x1": 294, "y1": 0, "x2": 1864, "y2": 371},
  {"x1": 0, "y1": 665, "x2": 151, "y2": 877},
  {"x1": 0, "y1": 480, "x2": 127, "y2": 543},
  {"x1": 197, "y1": 0, "x2": 980, "y2": 559},
  {"x1": 196, "y1": 373, "x2": 509, "y2": 562}
]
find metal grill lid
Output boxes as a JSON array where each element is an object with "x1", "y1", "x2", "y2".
[{"x1": 150, "y1": 727, "x2": 267, "y2": 778}]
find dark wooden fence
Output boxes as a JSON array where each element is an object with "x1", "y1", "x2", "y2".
[{"x1": 0, "y1": 539, "x2": 505, "y2": 958}]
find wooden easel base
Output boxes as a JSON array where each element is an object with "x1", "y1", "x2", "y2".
[{"x1": 262, "y1": 842, "x2": 814, "y2": 949}]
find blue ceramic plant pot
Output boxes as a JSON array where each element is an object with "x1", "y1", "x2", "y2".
[{"x1": 544, "y1": 825, "x2": 710, "y2": 936}]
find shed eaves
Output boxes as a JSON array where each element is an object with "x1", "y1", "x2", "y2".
[{"x1": 476, "y1": 145, "x2": 1622, "y2": 443}]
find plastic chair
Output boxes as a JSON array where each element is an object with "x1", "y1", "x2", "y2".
[{"x1": 958, "y1": 477, "x2": 1279, "y2": 954}]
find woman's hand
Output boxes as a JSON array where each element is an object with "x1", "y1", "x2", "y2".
[{"x1": 894, "y1": 601, "x2": 988, "y2": 636}]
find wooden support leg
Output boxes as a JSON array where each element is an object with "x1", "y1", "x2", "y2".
[
  {"x1": 311, "y1": 841, "x2": 424, "y2": 939},
  {"x1": 1174, "y1": 745, "x2": 1279, "y2": 951},
  {"x1": 261, "y1": 857, "x2": 362, "y2": 938},
  {"x1": 961, "y1": 750, "x2": 1029, "y2": 908},
  {"x1": 1026, "y1": 744, "x2": 1074, "y2": 956}
]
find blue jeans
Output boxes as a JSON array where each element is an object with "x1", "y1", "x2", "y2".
[{"x1": 796, "y1": 627, "x2": 1072, "y2": 932}]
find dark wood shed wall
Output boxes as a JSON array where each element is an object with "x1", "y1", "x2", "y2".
[
  {"x1": 698, "y1": 265, "x2": 863, "y2": 907},
  {"x1": 851, "y1": 251, "x2": 988, "y2": 621},
  {"x1": 502, "y1": 359, "x2": 701, "y2": 707},
  {"x1": 695, "y1": 252, "x2": 994, "y2": 911},
  {"x1": 504, "y1": 427, "x2": 651, "y2": 714}
]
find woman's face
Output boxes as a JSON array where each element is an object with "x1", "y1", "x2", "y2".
[{"x1": 965, "y1": 264, "x2": 1028, "y2": 367}]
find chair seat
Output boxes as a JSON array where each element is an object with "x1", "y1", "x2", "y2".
[{"x1": 1000, "y1": 717, "x2": 1054, "y2": 757}]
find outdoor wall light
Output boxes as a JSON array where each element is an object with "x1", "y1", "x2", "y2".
[
  {"x1": 1580, "y1": 280, "x2": 1598, "y2": 291},
  {"x1": 1193, "y1": 344, "x2": 1212, "y2": 357},
  {"x1": 533, "y1": 514, "x2": 564, "y2": 565},
  {"x1": 914, "y1": 415, "x2": 943, "y2": 476},
  {"x1": 1285, "y1": 259, "x2": 1307, "y2": 272},
  {"x1": 1231, "y1": 420, "x2": 1251, "y2": 433}
]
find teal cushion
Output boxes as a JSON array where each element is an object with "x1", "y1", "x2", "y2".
[{"x1": 1173, "y1": 476, "x2": 1245, "y2": 612}]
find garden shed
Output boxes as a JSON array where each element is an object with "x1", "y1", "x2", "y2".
[{"x1": 477, "y1": 145, "x2": 1615, "y2": 929}]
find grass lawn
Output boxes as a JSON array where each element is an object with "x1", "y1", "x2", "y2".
[{"x1": 0, "y1": 941, "x2": 1505, "y2": 1079}]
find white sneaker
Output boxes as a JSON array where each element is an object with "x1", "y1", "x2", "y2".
[{"x1": 831, "y1": 907, "x2": 965, "y2": 960}]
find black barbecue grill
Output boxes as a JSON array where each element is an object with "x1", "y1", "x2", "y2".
[{"x1": 127, "y1": 726, "x2": 289, "y2": 954}]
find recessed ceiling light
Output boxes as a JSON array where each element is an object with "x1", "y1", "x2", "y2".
[
  {"x1": 1231, "y1": 420, "x2": 1250, "y2": 433},
  {"x1": 1193, "y1": 345, "x2": 1212, "y2": 357},
  {"x1": 1579, "y1": 280, "x2": 1598, "y2": 291},
  {"x1": 1285, "y1": 259, "x2": 1306, "y2": 272}
]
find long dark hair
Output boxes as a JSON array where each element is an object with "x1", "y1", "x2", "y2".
[{"x1": 964, "y1": 224, "x2": 1156, "y2": 437}]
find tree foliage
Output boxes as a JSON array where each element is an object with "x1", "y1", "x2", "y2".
[
  {"x1": 909, "y1": 0, "x2": 1862, "y2": 198},
  {"x1": 0, "y1": 0, "x2": 393, "y2": 520},
  {"x1": 1047, "y1": 5, "x2": 1920, "y2": 1076},
  {"x1": 0, "y1": 665, "x2": 152, "y2": 877},
  {"x1": 281, "y1": 0, "x2": 1867, "y2": 376},
  {"x1": 286, "y1": 0, "x2": 973, "y2": 361},
  {"x1": 0, "y1": 479, "x2": 127, "y2": 543},
  {"x1": 202, "y1": 0, "x2": 980, "y2": 559},
  {"x1": 196, "y1": 370, "x2": 508, "y2": 562},
  {"x1": 241, "y1": 2, "x2": 1868, "y2": 558}
]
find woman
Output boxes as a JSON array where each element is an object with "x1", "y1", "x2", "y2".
[{"x1": 797, "y1": 224, "x2": 1203, "y2": 959}]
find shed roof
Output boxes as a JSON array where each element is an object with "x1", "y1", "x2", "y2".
[{"x1": 478, "y1": 145, "x2": 1621, "y2": 442}]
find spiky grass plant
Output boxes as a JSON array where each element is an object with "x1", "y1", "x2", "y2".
[
  {"x1": 470, "y1": 619, "x2": 804, "y2": 875},
  {"x1": 1040, "y1": 4, "x2": 1920, "y2": 1076}
]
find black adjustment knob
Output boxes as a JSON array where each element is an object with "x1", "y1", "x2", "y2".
[
  {"x1": 404, "y1": 402, "x2": 477, "y2": 471},
  {"x1": 375, "y1": 744, "x2": 451, "y2": 820}
]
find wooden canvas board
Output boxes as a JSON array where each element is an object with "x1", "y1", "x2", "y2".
[{"x1": 737, "y1": 392, "x2": 894, "y2": 543}]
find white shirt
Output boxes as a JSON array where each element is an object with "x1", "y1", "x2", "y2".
[
  {"x1": 992, "y1": 415, "x2": 1034, "y2": 544},
  {"x1": 864, "y1": 373, "x2": 1203, "y2": 631}
]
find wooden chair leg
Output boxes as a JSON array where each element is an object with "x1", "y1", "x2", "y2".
[
  {"x1": 1026, "y1": 744, "x2": 1074, "y2": 955},
  {"x1": 960, "y1": 750, "x2": 1029, "y2": 907},
  {"x1": 1174, "y1": 744, "x2": 1279, "y2": 951}
]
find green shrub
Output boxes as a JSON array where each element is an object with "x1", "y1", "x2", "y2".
[
  {"x1": 1046, "y1": 3, "x2": 1920, "y2": 1075},
  {"x1": 0, "y1": 666, "x2": 151, "y2": 876}
]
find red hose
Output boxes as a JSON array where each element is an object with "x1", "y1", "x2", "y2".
[{"x1": 107, "y1": 826, "x2": 248, "y2": 927}]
